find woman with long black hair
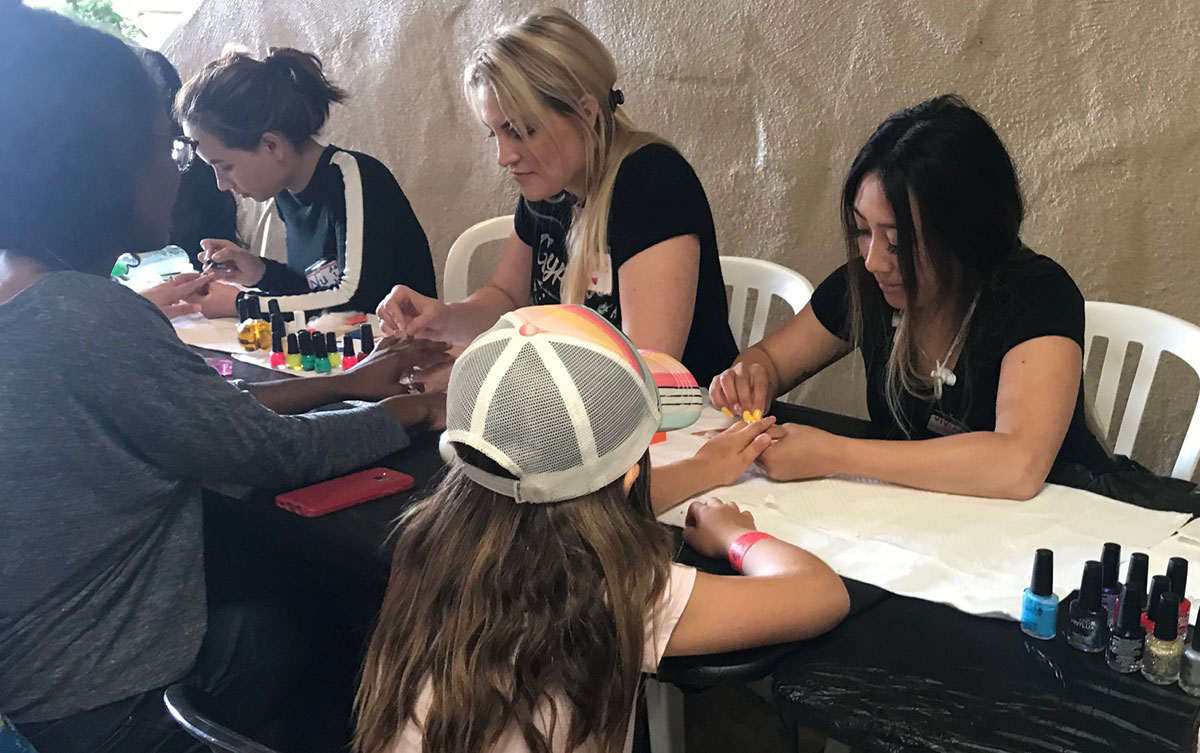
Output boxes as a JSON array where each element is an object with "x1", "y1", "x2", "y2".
[{"x1": 711, "y1": 95, "x2": 1109, "y2": 500}]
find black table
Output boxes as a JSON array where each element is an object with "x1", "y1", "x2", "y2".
[
  {"x1": 202, "y1": 350, "x2": 1200, "y2": 752},
  {"x1": 201, "y1": 350, "x2": 888, "y2": 687}
]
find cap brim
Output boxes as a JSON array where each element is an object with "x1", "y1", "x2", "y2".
[{"x1": 638, "y1": 349, "x2": 703, "y2": 432}]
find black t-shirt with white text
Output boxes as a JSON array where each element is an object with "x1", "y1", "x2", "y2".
[
  {"x1": 514, "y1": 143, "x2": 737, "y2": 385},
  {"x1": 809, "y1": 249, "x2": 1110, "y2": 472}
]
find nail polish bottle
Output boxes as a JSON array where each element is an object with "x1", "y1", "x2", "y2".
[
  {"x1": 360, "y1": 323, "x2": 374, "y2": 356},
  {"x1": 313, "y1": 331, "x2": 331, "y2": 374},
  {"x1": 298, "y1": 330, "x2": 314, "y2": 371},
  {"x1": 1142, "y1": 593, "x2": 1184, "y2": 684},
  {"x1": 1143, "y1": 575, "x2": 1170, "y2": 632},
  {"x1": 1068, "y1": 560, "x2": 1108, "y2": 653},
  {"x1": 1118, "y1": 552, "x2": 1149, "y2": 615},
  {"x1": 285, "y1": 333, "x2": 301, "y2": 370},
  {"x1": 1167, "y1": 557, "x2": 1190, "y2": 637},
  {"x1": 341, "y1": 334, "x2": 358, "y2": 370},
  {"x1": 1021, "y1": 549, "x2": 1058, "y2": 640},
  {"x1": 1100, "y1": 542, "x2": 1121, "y2": 625},
  {"x1": 326, "y1": 332, "x2": 341, "y2": 369},
  {"x1": 269, "y1": 330, "x2": 286, "y2": 368},
  {"x1": 1178, "y1": 612, "x2": 1200, "y2": 695},
  {"x1": 1107, "y1": 583, "x2": 1145, "y2": 673}
]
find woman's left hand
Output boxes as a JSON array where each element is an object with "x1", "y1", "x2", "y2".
[{"x1": 756, "y1": 423, "x2": 842, "y2": 481}]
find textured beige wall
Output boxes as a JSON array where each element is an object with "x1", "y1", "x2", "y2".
[{"x1": 164, "y1": 0, "x2": 1200, "y2": 477}]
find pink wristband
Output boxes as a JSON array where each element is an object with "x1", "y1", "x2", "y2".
[{"x1": 728, "y1": 531, "x2": 774, "y2": 572}]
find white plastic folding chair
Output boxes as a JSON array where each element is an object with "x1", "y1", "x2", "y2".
[
  {"x1": 443, "y1": 215, "x2": 514, "y2": 303},
  {"x1": 719, "y1": 256, "x2": 815, "y2": 348},
  {"x1": 1084, "y1": 301, "x2": 1200, "y2": 480}
]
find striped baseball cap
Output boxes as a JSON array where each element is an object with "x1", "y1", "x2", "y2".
[{"x1": 444, "y1": 305, "x2": 701, "y2": 503}]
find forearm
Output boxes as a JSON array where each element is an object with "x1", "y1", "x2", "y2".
[
  {"x1": 651, "y1": 457, "x2": 722, "y2": 515},
  {"x1": 445, "y1": 285, "x2": 523, "y2": 343},
  {"x1": 246, "y1": 373, "x2": 358, "y2": 415},
  {"x1": 825, "y1": 431, "x2": 1047, "y2": 500}
]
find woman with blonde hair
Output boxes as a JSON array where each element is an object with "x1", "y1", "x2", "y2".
[
  {"x1": 377, "y1": 7, "x2": 738, "y2": 386},
  {"x1": 353, "y1": 305, "x2": 849, "y2": 753}
]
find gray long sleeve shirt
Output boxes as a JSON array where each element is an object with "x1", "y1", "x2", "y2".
[{"x1": 0, "y1": 272, "x2": 411, "y2": 722}]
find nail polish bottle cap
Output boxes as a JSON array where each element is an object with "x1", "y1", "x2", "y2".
[
  {"x1": 286, "y1": 332, "x2": 299, "y2": 354},
  {"x1": 267, "y1": 299, "x2": 293, "y2": 322},
  {"x1": 1101, "y1": 542, "x2": 1120, "y2": 588},
  {"x1": 1126, "y1": 552, "x2": 1149, "y2": 593},
  {"x1": 1148, "y1": 575, "x2": 1170, "y2": 620},
  {"x1": 235, "y1": 296, "x2": 248, "y2": 322},
  {"x1": 1155, "y1": 593, "x2": 1181, "y2": 640},
  {"x1": 1030, "y1": 549, "x2": 1053, "y2": 596},
  {"x1": 298, "y1": 330, "x2": 312, "y2": 355},
  {"x1": 343, "y1": 333, "x2": 356, "y2": 358},
  {"x1": 326, "y1": 332, "x2": 338, "y2": 353},
  {"x1": 1168, "y1": 557, "x2": 1189, "y2": 598},
  {"x1": 312, "y1": 331, "x2": 327, "y2": 358},
  {"x1": 1078, "y1": 560, "x2": 1102, "y2": 611},
  {"x1": 361, "y1": 323, "x2": 375, "y2": 354},
  {"x1": 246, "y1": 296, "x2": 263, "y2": 320},
  {"x1": 270, "y1": 313, "x2": 285, "y2": 338},
  {"x1": 271, "y1": 330, "x2": 283, "y2": 353},
  {"x1": 1115, "y1": 584, "x2": 1144, "y2": 634}
]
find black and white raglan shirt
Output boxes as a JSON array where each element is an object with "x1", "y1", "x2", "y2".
[{"x1": 253, "y1": 145, "x2": 437, "y2": 314}]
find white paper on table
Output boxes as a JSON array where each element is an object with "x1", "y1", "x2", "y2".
[
  {"x1": 171, "y1": 313, "x2": 383, "y2": 377},
  {"x1": 654, "y1": 407, "x2": 1194, "y2": 621}
]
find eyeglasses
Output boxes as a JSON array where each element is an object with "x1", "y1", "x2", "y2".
[{"x1": 171, "y1": 136, "x2": 198, "y2": 173}]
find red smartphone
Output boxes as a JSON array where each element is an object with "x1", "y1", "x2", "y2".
[{"x1": 275, "y1": 468, "x2": 415, "y2": 517}]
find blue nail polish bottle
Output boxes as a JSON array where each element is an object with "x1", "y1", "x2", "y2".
[{"x1": 1022, "y1": 548, "x2": 1059, "y2": 640}]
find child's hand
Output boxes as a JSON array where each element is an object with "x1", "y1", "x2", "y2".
[
  {"x1": 683, "y1": 498, "x2": 757, "y2": 560},
  {"x1": 691, "y1": 416, "x2": 776, "y2": 489}
]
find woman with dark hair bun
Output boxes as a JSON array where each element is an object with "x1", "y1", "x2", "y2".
[
  {"x1": 711, "y1": 95, "x2": 1109, "y2": 500},
  {"x1": 177, "y1": 47, "x2": 436, "y2": 318}
]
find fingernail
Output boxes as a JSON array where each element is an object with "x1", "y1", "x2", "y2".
[
  {"x1": 721, "y1": 408, "x2": 734, "y2": 419},
  {"x1": 742, "y1": 411, "x2": 753, "y2": 423},
  {"x1": 753, "y1": 410, "x2": 763, "y2": 421}
]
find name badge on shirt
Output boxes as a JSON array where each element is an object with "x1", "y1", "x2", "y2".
[
  {"x1": 927, "y1": 410, "x2": 970, "y2": 437},
  {"x1": 587, "y1": 254, "x2": 613, "y2": 297},
  {"x1": 305, "y1": 258, "x2": 341, "y2": 291}
]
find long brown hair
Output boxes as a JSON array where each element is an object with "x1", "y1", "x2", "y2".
[
  {"x1": 354, "y1": 447, "x2": 672, "y2": 753},
  {"x1": 464, "y1": 7, "x2": 665, "y2": 304}
]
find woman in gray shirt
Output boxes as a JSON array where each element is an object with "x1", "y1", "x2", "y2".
[{"x1": 0, "y1": 7, "x2": 445, "y2": 751}]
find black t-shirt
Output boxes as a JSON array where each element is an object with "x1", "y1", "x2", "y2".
[
  {"x1": 513, "y1": 143, "x2": 737, "y2": 385},
  {"x1": 255, "y1": 145, "x2": 436, "y2": 314},
  {"x1": 809, "y1": 249, "x2": 1111, "y2": 472}
]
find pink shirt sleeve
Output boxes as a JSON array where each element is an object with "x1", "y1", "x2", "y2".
[{"x1": 642, "y1": 563, "x2": 699, "y2": 672}]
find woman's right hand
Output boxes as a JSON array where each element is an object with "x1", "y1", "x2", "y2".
[
  {"x1": 709, "y1": 360, "x2": 772, "y2": 419},
  {"x1": 199, "y1": 239, "x2": 266, "y2": 287},
  {"x1": 683, "y1": 498, "x2": 757, "y2": 560},
  {"x1": 376, "y1": 285, "x2": 452, "y2": 339}
]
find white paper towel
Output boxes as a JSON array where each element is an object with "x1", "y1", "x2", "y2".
[{"x1": 655, "y1": 407, "x2": 1195, "y2": 621}]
